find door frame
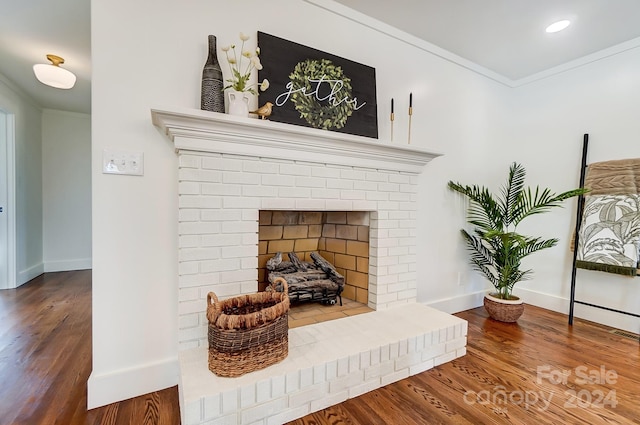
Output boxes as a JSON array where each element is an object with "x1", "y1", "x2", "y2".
[{"x1": 0, "y1": 109, "x2": 16, "y2": 289}]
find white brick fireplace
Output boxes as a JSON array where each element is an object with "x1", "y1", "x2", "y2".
[{"x1": 152, "y1": 108, "x2": 467, "y2": 425}]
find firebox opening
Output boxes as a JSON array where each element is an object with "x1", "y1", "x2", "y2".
[{"x1": 258, "y1": 210, "x2": 370, "y2": 308}]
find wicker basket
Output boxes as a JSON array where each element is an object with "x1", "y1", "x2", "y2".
[{"x1": 207, "y1": 277, "x2": 290, "y2": 377}]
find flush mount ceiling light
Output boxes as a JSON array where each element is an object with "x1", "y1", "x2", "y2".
[
  {"x1": 545, "y1": 20, "x2": 571, "y2": 33},
  {"x1": 33, "y1": 54, "x2": 77, "y2": 89}
]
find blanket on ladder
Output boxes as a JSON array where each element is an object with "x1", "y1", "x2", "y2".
[{"x1": 576, "y1": 158, "x2": 640, "y2": 276}]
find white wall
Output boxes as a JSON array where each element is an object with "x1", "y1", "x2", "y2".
[
  {"x1": 42, "y1": 109, "x2": 92, "y2": 272},
  {"x1": 0, "y1": 74, "x2": 43, "y2": 286},
  {"x1": 500, "y1": 47, "x2": 640, "y2": 332},
  {"x1": 89, "y1": 0, "x2": 512, "y2": 408}
]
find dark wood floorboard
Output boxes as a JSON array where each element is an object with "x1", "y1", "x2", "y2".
[{"x1": 1, "y1": 271, "x2": 638, "y2": 424}]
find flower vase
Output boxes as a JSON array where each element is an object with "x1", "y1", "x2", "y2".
[
  {"x1": 227, "y1": 90, "x2": 249, "y2": 118},
  {"x1": 201, "y1": 35, "x2": 225, "y2": 113}
]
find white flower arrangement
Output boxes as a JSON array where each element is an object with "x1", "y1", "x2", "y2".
[{"x1": 222, "y1": 32, "x2": 269, "y2": 95}]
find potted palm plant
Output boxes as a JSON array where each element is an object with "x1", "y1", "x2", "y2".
[{"x1": 448, "y1": 162, "x2": 587, "y2": 322}]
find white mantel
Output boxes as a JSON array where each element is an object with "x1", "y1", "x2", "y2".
[{"x1": 151, "y1": 107, "x2": 442, "y2": 173}]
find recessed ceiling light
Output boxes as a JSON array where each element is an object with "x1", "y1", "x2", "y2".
[{"x1": 546, "y1": 20, "x2": 571, "y2": 33}]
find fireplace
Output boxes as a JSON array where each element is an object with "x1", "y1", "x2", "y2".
[{"x1": 152, "y1": 108, "x2": 467, "y2": 425}]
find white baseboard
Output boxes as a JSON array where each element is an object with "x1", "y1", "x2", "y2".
[
  {"x1": 44, "y1": 258, "x2": 92, "y2": 272},
  {"x1": 423, "y1": 290, "x2": 486, "y2": 314},
  {"x1": 517, "y1": 288, "x2": 640, "y2": 334},
  {"x1": 17, "y1": 262, "x2": 44, "y2": 287},
  {"x1": 87, "y1": 357, "x2": 179, "y2": 409}
]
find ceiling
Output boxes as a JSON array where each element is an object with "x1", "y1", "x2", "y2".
[{"x1": 2, "y1": 0, "x2": 640, "y2": 114}]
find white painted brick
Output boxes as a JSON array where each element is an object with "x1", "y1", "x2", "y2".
[
  {"x1": 203, "y1": 393, "x2": 221, "y2": 420},
  {"x1": 222, "y1": 221, "x2": 257, "y2": 233},
  {"x1": 329, "y1": 371, "x2": 364, "y2": 394},
  {"x1": 457, "y1": 347, "x2": 467, "y2": 357},
  {"x1": 242, "y1": 185, "x2": 278, "y2": 197},
  {"x1": 271, "y1": 375, "x2": 285, "y2": 398},
  {"x1": 201, "y1": 183, "x2": 241, "y2": 196},
  {"x1": 421, "y1": 343, "x2": 446, "y2": 361},
  {"x1": 222, "y1": 245, "x2": 256, "y2": 259},
  {"x1": 241, "y1": 233, "x2": 258, "y2": 245},
  {"x1": 300, "y1": 367, "x2": 313, "y2": 389},
  {"x1": 400, "y1": 183, "x2": 416, "y2": 193},
  {"x1": 206, "y1": 413, "x2": 238, "y2": 425},
  {"x1": 340, "y1": 169, "x2": 366, "y2": 180},
  {"x1": 241, "y1": 257, "x2": 258, "y2": 269},
  {"x1": 262, "y1": 198, "x2": 296, "y2": 209},
  {"x1": 219, "y1": 269, "x2": 256, "y2": 283},
  {"x1": 410, "y1": 359, "x2": 435, "y2": 375},
  {"x1": 179, "y1": 222, "x2": 221, "y2": 235},
  {"x1": 446, "y1": 325, "x2": 456, "y2": 340},
  {"x1": 388, "y1": 173, "x2": 411, "y2": 184},
  {"x1": 179, "y1": 272, "x2": 220, "y2": 288},
  {"x1": 446, "y1": 337, "x2": 467, "y2": 352},
  {"x1": 179, "y1": 195, "x2": 222, "y2": 209},
  {"x1": 311, "y1": 188, "x2": 340, "y2": 199},
  {"x1": 295, "y1": 176, "x2": 326, "y2": 188},
  {"x1": 179, "y1": 313, "x2": 199, "y2": 329},
  {"x1": 378, "y1": 183, "x2": 400, "y2": 192},
  {"x1": 349, "y1": 379, "x2": 380, "y2": 398},
  {"x1": 327, "y1": 179, "x2": 353, "y2": 190},
  {"x1": 261, "y1": 174, "x2": 291, "y2": 186},
  {"x1": 378, "y1": 201, "x2": 400, "y2": 211},
  {"x1": 200, "y1": 258, "x2": 241, "y2": 273},
  {"x1": 279, "y1": 164, "x2": 311, "y2": 176},
  {"x1": 352, "y1": 200, "x2": 378, "y2": 210},
  {"x1": 179, "y1": 235, "x2": 200, "y2": 248},
  {"x1": 380, "y1": 344, "x2": 390, "y2": 362},
  {"x1": 435, "y1": 351, "x2": 457, "y2": 366},
  {"x1": 179, "y1": 300, "x2": 206, "y2": 316},
  {"x1": 184, "y1": 398, "x2": 203, "y2": 425},
  {"x1": 370, "y1": 347, "x2": 380, "y2": 365},
  {"x1": 353, "y1": 180, "x2": 378, "y2": 191},
  {"x1": 178, "y1": 287, "x2": 199, "y2": 302},
  {"x1": 309, "y1": 390, "x2": 348, "y2": 413},
  {"x1": 359, "y1": 350, "x2": 371, "y2": 369},
  {"x1": 340, "y1": 190, "x2": 366, "y2": 200},
  {"x1": 202, "y1": 157, "x2": 243, "y2": 171},
  {"x1": 311, "y1": 167, "x2": 341, "y2": 178},
  {"x1": 244, "y1": 161, "x2": 279, "y2": 174},
  {"x1": 201, "y1": 209, "x2": 240, "y2": 222},
  {"x1": 325, "y1": 360, "x2": 337, "y2": 380},
  {"x1": 223, "y1": 197, "x2": 261, "y2": 209},
  {"x1": 201, "y1": 234, "x2": 242, "y2": 247},
  {"x1": 179, "y1": 261, "x2": 199, "y2": 276},
  {"x1": 286, "y1": 371, "x2": 299, "y2": 393},
  {"x1": 179, "y1": 154, "x2": 201, "y2": 169},
  {"x1": 180, "y1": 168, "x2": 222, "y2": 183},
  {"x1": 390, "y1": 192, "x2": 411, "y2": 201},
  {"x1": 395, "y1": 351, "x2": 422, "y2": 371},
  {"x1": 223, "y1": 172, "x2": 260, "y2": 185},
  {"x1": 221, "y1": 389, "x2": 238, "y2": 413},
  {"x1": 365, "y1": 172, "x2": 388, "y2": 182},
  {"x1": 179, "y1": 182, "x2": 201, "y2": 195},
  {"x1": 325, "y1": 200, "x2": 353, "y2": 210},
  {"x1": 348, "y1": 354, "x2": 360, "y2": 373},
  {"x1": 278, "y1": 187, "x2": 311, "y2": 198},
  {"x1": 381, "y1": 368, "x2": 409, "y2": 386},
  {"x1": 337, "y1": 357, "x2": 349, "y2": 377},
  {"x1": 256, "y1": 379, "x2": 270, "y2": 403},
  {"x1": 179, "y1": 248, "x2": 221, "y2": 262},
  {"x1": 179, "y1": 210, "x2": 200, "y2": 224},
  {"x1": 267, "y1": 405, "x2": 311, "y2": 425},
  {"x1": 313, "y1": 364, "x2": 326, "y2": 384},
  {"x1": 295, "y1": 199, "x2": 327, "y2": 210},
  {"x1": 240, "y1": 280, "x2": 258, "y2": 293},
  {"x1": 388, "y1": 246, "x2": 409, "y2": 256},
  {"x1": 366, "y1": 191, "x2": 388, "y2": 201},
  {"x1": 241, "y1": 397, "x2": 287, "y2": 425},
  {"x1": 363, "y1": 360, "x2": 393, "y2": 382},
  {"x1": 289, "y1": 383, "x2": 326, "y2": 408}
]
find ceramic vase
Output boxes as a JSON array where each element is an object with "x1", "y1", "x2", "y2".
[
  {"x1": 201, "y1": 35, "x2": 225, "y2": 113},
  {"x1": 227, "y1": 90, "x2": 249, "y2": 117}
]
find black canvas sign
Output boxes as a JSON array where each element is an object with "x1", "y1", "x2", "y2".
[{"x1": 257, "y1": 32, "x2": 378, "y2": 139}]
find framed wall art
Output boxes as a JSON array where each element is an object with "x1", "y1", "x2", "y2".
[{"x1": 257, "y1": 32, "x2": 378, "y2": 139}]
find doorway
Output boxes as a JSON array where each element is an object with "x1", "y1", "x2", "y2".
[{"x1": 0, "y1": 109, "x2": 16, "y2": 289}]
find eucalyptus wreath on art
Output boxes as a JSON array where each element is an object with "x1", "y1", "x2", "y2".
[{"x1": 289, "y1": 59, "x2": 354, "y2": 130}]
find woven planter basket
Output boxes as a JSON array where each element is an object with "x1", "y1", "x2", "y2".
[
  {"x1": 207, "y1": 277, "x2": 290, "y2": 377},
  {"x1": 484, "y1": 293, "x2": 524, "y2": 322}
]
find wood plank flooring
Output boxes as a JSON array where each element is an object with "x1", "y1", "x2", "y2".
[{"x1": 1, "y1": 271, "x2": 638, "y2": 424}]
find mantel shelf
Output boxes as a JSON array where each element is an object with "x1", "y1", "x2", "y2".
[{"x1": 151, "y1": 107, "x2": 442, "y2": 173}]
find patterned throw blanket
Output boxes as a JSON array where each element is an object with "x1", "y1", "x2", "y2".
[{"x1": 576, "y1": 158, "x2": 640, "y2": 276}]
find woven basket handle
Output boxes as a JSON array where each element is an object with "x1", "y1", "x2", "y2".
[
  {"x1": 273, "y1": 277, "x2": 288, "y2": 295},
  {"x1": 206, "y1": 291, "x2": 221, "y2": 323}
]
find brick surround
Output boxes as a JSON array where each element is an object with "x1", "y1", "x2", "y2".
[{"x1": 151, "y1": 108, "x2": 449, "y2": 425}]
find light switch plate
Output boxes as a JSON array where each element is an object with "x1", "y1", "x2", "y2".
[{"x1": 102, "y1": 149, "x2": 144, "y2": 176}]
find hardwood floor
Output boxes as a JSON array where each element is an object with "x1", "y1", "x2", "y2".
[{"x1": 1, "y1": 271, "x2": 638, "y2": 424}]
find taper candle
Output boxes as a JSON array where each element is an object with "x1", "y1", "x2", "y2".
[
  {"x1": 391, "y1": 98, "x2": 394, "y2": 113},
  {"x1": 409, "y1": 92, "x2": 413, "y2": 107}
]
